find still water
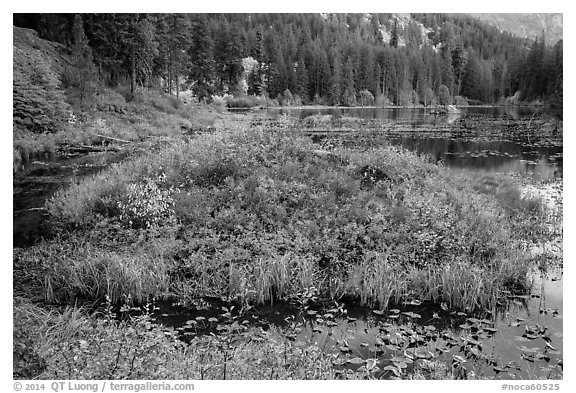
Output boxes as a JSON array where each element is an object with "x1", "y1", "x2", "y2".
[{"x1": 264, "y1": 106, "x2": 563, "y2": 180}]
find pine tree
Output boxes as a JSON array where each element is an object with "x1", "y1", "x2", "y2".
[
  {"x1": 188, "y1": 14, "x2": 215, "y2": 101},
  {"x1": 225, "y1": 22, "x2": 245, "y2": 93},
  {"x1": 166, "y1": 14, "x2": 191, "y2": 98},
  {"x1": 295, "y1": 53, "x2": 309, "y2": 102},
  {"x1": 390, "y1": 19, "x2": 399, "y2": 48},
  {"x1": 119, "y1": 14, "x2": 158, "y2": 95},
  {"x1": 328, "y1": 48, "x2": 342, "y2": 105},
  {"x1": 67, "y1": 14, "x2": 97, "y2": 107},
  {"x1": 342, "y1": 56, "x2": 356, "y2": 106},
  {"x1": 451, "y1": 43, "x2": 466, "y2": 96}
]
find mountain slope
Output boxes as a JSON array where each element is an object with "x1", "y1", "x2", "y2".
[{"x1": 471, "y1": 13, "x2": 563, "y2": 44}]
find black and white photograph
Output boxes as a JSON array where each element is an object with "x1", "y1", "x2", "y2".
[{"x1": 11, "y1": 3, "x2": 565, "y2": 388}]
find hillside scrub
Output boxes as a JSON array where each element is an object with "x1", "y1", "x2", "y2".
[
  {"x1": 13, "y1": 27, "x2": 219, "y2": 170},
  {"x1": 33, "y1": 119, "x2": 546, "y2": 312}
]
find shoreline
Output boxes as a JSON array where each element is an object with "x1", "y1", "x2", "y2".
[{"x1": 228, "y1": 103, "x2": 546, "y2": 111}]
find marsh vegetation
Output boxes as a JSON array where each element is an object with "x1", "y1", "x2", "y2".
[
  {"x1": 13, "y1": 15, "x2": 562, "y2": 381},
  {"x1": 14, "y1": 108, "x2": 562, "y2": 380}
]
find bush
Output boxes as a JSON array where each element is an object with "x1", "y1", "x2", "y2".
[
  {"x1": 117, "y1": 174, "x2": 178, "y2": 229},
  {"x1": 13, "y1": 47, "x2": 72, "y2": 133},
  {"x1": 454, "y1": 95, "x2": 469, "y2": 106},
  {"x1": 439, "y1": 84, "x2": 452, "y2": 106},
  {"x1": 359, "y1": 89, "x2": 375, "y2": 106},
  {"x1": 225, "y1": 95, "x2": 262, "y2": 108},
  {"x1": 280, "y1": 89, "x2": 294, "y2": 106},
  {"x1": 343, "y1": 89, "x2": 357, "y2": 106},
  {"x1": 375, "y1": 94, "x2": 392, "y2": 107}
]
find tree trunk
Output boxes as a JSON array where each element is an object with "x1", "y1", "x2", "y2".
[
  {"x1": 176, "y1": 75, "x2": 179, "y2": 99},
  {"x1": 130, "y1": 46, "x2": 136, "y2": 94}
]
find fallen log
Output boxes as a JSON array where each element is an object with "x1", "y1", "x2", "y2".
[{"x1": 96, "y1": 134, "x2": 131, "y2": 144}]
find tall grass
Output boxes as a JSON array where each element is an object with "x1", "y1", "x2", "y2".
[{"x1": 14, "y1": 299, "x2": 337, "y2": 380}]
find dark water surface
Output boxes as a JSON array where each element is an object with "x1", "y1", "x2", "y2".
[
  {"x1": 150, "y1": 265, "x2": 562, "y2": 380},
  {"x1": 264, "y1": 106, "x2": 563, "y2": 180},
  {"x1": 13, "y1": 150, "x2": 128, "y2": 247}
]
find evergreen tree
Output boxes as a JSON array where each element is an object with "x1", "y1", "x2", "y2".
[
  {"x1": 119, "y1": 14, "x2": 158, "y2": 95},
  {"x1": 342, "y1": 56, "x2": 356, "y2": 106},
  {"x1": 328, "y1": 48, "x2": 342, "y2": 105},
  {"x1": 295, "y1": 53, "x2": 309, "y2": 102},
  {"x1": 16, "y1": 13, "x2": 558, "y2": 109},
  {"x1": 451, "y1": 43, "x2": 466, "y2": 96},
  {"x1": 225, "y1": 22, "x2": 245, "y2": 93},
  {"x1": 390, "y1": 19, "x2": 399, "y2": 48},
  {"x1": 188, "y1": 14, "x2": 215, "y2": 101},
  {"x1": 66, "y1": 14, "x2": 97, "y2": 107}
]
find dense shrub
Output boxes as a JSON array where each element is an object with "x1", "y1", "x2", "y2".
[
  {"x1": 42, "y1": 122, "x2": 539, "y2": 312},
  {"x1": 225, "y1": 95, "x2": 262, "y2": 108},
  {"x1": 13, "y1": 47, "x2": 71, "y2": 133},
  {"x1": 454, "y1": 95, "x2": 469, "y2": 106},
  {"x1": 359, "y1": 89, "x2": 375, "y2": 106},
  {"x1": 117, "y1": 174, "x2": 178, "y2": 229}
]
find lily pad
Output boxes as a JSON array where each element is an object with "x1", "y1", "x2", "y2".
[
  {"x1": 339, "y1": 346, "x2": 352, "y2": 353},
  {"x1": 347, "y1": 357, "x2": 365, "y2": 365},
  {"x1": 366, "y1": 358, "x2": 378, "y2": 371},
  {"x1": 415, "y1": 349, "x2": 433, "y2": 359},
  {"x1": 383, "y1": 365, "x2": 401, "y2": 377},
  {"x1": 373, "y1": 309, "x2": 384, "y2": 315},
  {"x1": 545, "y1": 342, "x2": 556, "y2": 350},
  {"x1": 393, "y1": 361, "x2": 408, "y2": 369}
]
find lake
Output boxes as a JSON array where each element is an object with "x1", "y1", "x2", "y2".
[{"x1": 262, "y1": 106, "x2": 563, "y2": 181}]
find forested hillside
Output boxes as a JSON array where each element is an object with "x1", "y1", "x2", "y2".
[
  {"x1": 13, "y1": 13, "x2": 562, "y2": 110},
  {"x1": 472, "y1": 13, "x2": 563, "y2": 45}
]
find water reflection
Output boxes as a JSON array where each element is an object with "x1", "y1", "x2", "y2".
[
  {"x1": 269, "y1": 105, "x2": 542, "y2": 122},
  {"x1": 153, "y1": 267, "x2": 562, "y2": 380},
  {"x1": 386, "y1": 137, "x2": 563, "y2": 180},
  {"x1": 264, "y1": 106, "x2": 562, "y2": 180}
]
